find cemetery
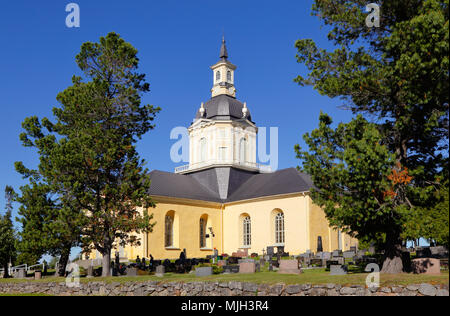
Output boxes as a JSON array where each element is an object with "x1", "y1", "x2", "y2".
[{"x1": 1, "y1": 245, "x2": 448, "y2": 296}]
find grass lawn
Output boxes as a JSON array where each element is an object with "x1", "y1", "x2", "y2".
[{"x1": 1, "y1": 269, "x2": 448, "y2": 287}]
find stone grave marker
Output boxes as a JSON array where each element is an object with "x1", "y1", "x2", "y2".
[
  {"x1": 126, "y1": 267, "x2": 137, "y2": 277},
  {"x1": 14, "y1": 269, "x2": 26, "y2": 279},
  {"x1": 278, "y1": 260, "x2": 301, "y2": 275},
  {"x1": 223, "y1": 265, "x2": 239, "y2": 274},
  {"x1": 155, "y1": 265, "x2": 165, "y2": 277},
  {"x1": 411, "y1": 258, "x2": 441, "y2": 274},
  {"x1": 195, "y1": 266, "x2": 213, "y2": 277},
  {"x1": 239, "y1": 261, "x2": 256, "y2": 274},
  {"x1": 87, "y1": 265, "x2": 94, "y2": 278},
  {"x1": 330, "y1": 265, "x2": 348, "y2": 276},
  {"x1": 267, "y1": 246, "x2": 274, "y2": 257},
  {"x1": 228, "y1": 257, "x2": 239, "y2": 265},
  {"x1": 322, "y1": 252, "x2": 332, "y2": 260}
]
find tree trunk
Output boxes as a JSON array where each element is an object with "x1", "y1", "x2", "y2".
[
  {"x1": 381, "y1": 239, "x2": 406, "y2": 274},
  {"x1": 57, "y1": 245, "x2": 71, "y2": 277},
  {"x1": 2, "y1": 263, "x2": 9, "y2": 278},
  {"x1": 102, "y1": 247, "x2": 112, "y2": 277}
]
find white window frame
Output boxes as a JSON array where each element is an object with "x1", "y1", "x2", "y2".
[
  {"x1": 275, "y1": 213, "x2": 285, "y2": 245},
  {"x1": 243, "y1": 216, "x2": 251, "y2": 247}
]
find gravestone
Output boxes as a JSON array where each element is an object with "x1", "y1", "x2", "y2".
[
  {"x1": 330, "y1": 265, "x2": 348, "y2": 276},
  {"x1": 255, "y1": 262, "x2": 261, "y2": 272},
  {"x1": 223, "y1": 265, "x2": 239, "y2": 273},
  {"x1": 278, "y1": 260, "x2": 301, "y2": 274},
  {"x1": 239, "y1": 262, "x2": 256, "y2": 274},
  {"x1": 217, "y1": 260, "x2": 227, "y2": 267},
  {"x1": 213, "y1": 249, "x2": 219, "y2": 263},
  {"x1": 343, "y1": 251, "x2": 355, "y2": 259},
  {"x1": 125, "y1": 267, "x2": 137, "y2": 277},
  {"x1": 411, "y1": 258, "x2": 441, "y2": 274},
  {"x1": 14, "y1": 269, "x2": 26, "y2": 279},
  {"x1": 317, "y1": 236, "x2": 323, "y2": 253},
  {"x1": 332, "y1": 250, "x2": 342, "y2": 257},
  {"x1": 267, "y1": 246, "x2": 274, "y2": 257},
  {"x1": 430, "y1": 246, "x2": 448, "y2": 258},
  {"x1": 350, "y1": 246, "x2": 357, "y2": 252},
  {"x1": 238, "y1": 258, "x2": 255, "y2": 264},
  {"x1": 155, "y1": 265, "x2": 165, "y2": 277},
  {"x1": 228, "y1": 257, "x2": 239, "y2": 265},
  {"x1": 87, "y1": 265, "x2": 94, "y2": 278},
  {"x1": 322, "y1": 252, "x2": 331, "y2": 260},
  {"x1": 195, "y1": 267, "x2": 213, "y2": 277},
  {"x1": 232, "y1": 249, "x2": 248, "y2": 258},
  {"x1": 310, "y1": 258, "x2": 324, "y2": 267}
]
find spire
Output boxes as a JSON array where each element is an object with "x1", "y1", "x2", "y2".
[{"x1": 219, "y1": 36, "x2": 228, "y2": 60}]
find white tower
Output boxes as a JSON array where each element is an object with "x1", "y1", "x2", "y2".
[{"x1": 175, "y1": 38, "x2": 266, "y2": 175}]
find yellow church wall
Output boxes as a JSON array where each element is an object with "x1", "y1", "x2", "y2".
[
  {"x1": 309, "y1": 201, "x2": 334, "y2": 252},
  {"x1": 140, "y1": 197, "x2": 223, "y2": 260},
  {"x1": 308, "y1": 199, "x2": 359, "y2": 252},
  {"x1": 222, "y1": 194, "x2": 311, "y2": 256}
]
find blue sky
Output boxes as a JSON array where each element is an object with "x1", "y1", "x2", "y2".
[{"x1": 0, "y1": 1, "x2": 355, "y2": 241}]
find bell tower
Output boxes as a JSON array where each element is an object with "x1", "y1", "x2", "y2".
[{"x1": 211, "y1": 37, "x2": 237, "y2": 98}]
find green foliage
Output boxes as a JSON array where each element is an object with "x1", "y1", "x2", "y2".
[
  {"x1": 0, "y1": 186, "x2": 17, "y2": 274},
  {"x1": 212, "y1": 265, "x2": 224, "y2": 275},
  {"x1": 296, "y1": 114, "x2": 401, "y2": 242},
  {"x1": 295, "y1": 1, "x2": 449, "y2": 261},
  {"x1": 15, "y1": 32, "x2": 160, "y2": 276}
]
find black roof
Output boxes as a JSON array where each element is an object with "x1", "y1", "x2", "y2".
[
  {"x1": 148, "y1": 167, "x2": 314, "y2": 204},
  {"x1": 195, "y1": 95, "x2": 253, "y2": 123}
]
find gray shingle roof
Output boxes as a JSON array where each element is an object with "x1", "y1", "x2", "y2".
[
  {"x1": 148, "y1": 167, "x2": 314, "y2": 204},
  {"x1": 195, "y1": 95, "x2": 253, "y2": 123}
]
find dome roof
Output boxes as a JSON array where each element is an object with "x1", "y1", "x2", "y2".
[{"x1": 195, "y1": 94, "x2": 253, "y2": 123}]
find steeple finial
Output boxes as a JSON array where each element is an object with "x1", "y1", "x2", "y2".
[{"x1": 220, "y1": 37, "x2": 228, "y2": 60}]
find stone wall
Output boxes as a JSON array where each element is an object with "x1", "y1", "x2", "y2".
[{"x1": 0, "y1": 281, "x2": 448, "y2": 296}]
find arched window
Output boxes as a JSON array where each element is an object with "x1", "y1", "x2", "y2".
[
  {"x1": 165, "y1": 214, "x2": 174, "y2": 247},
  {"x1": 275, "y1": 212, "x2": 285, "y2": 245},
  {"x1": 243, "y1": 216, "x2": 251, "y2": 247},
  {"x1": 200, "y1": 138, "x2": 207, "y2": 162},
  {"x1": 227, "y1": 70, "x2": 232, "y2": 82},
  {"x1": 216, "y1": 71, "x2": 221, "y2": 82},
  {"x1": 239, "y1": 138, "x2": 247, "y2": 164},
  {"x1": 200, "y1": 218, "x2": 207, "y2": 248}
]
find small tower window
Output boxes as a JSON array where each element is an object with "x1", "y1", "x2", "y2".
[
  {"x1": 216, "y1": 71, "x2": 221, "y2": 82},
  {"x1": 227, "y1": 71, "x2": 232, "y2": 82}
]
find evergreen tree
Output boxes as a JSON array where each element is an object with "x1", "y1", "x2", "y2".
[
  {"x1": 295, "y1": 0, "x2": 448, "y2": 273},
  {"x1": 17, "y1": 32, "x2": 159, "y2": 276},
  {"x1": 0, "y1": 186, "x2": 17, "y2": 278}
]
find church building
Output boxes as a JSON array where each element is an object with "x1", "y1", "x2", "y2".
[{"x1": 112, "y1": 39, "x2": 357, "y2": 260}]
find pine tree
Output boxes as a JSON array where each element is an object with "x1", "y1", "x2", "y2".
[
  {"x1": 17, "y1": 32, "x2": 160, "y2": 277},
  {"x1": 0, "y1": 186, "x2": 17, "y2": 278},
  {"x1": 295, "y1": 0, "x2": 448, "y2": 273}
]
